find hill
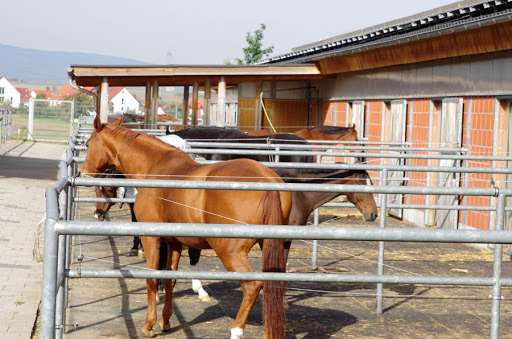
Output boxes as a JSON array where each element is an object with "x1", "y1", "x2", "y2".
[{"x1": 0, "y1": 43, "x2": 148, "y2": 85}]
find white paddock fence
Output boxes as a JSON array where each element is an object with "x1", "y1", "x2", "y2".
[{"x1": 40, "y1": 127, "x2": 512, "y2": 339}]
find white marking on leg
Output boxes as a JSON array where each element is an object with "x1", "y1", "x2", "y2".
[
  {"x1": 231, "y1": 327, "x2": 244, "y2": 339},
  {"x1": 190, "y1": 263, "x2": 211, "y2": 301}
]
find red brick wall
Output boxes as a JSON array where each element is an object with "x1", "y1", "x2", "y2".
[{"x1": 318, "y1": 97, "x2": 501, "y2": 230}]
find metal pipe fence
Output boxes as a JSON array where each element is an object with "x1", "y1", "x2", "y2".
[
  {"x1": 0, "y1": 109, "x2": 12, "y2": 143},
  {"x1": 40, "y1": 128, "x2": 512, "y2": 339}
]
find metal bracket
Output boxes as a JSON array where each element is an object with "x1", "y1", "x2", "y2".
[{"x1": 491, "y1": 178, "x2": 499, "y2": 197}]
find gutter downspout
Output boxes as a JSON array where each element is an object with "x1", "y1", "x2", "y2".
[{"x1": 68, "y1": 69, "x2": 97, "y2": 113}]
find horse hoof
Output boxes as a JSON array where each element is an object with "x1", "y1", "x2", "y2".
[
  {"x1": 199, "y1": 295, "x2": 212, "y2": 302},
  {"x1": 138, "y1": 249, "x2": 145, "y2": 259},
  {"x1": 130, "y1": 249, "x2": 138, "y2": 256},
  {"x1": 159, "y1": 318, "x2": 171, "y2": 332},
  {"x1": 141, "y1": 327, "x2": 154, "y2": 338}
]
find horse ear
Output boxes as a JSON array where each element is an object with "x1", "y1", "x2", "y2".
[
  {"x1": 113, "y1": 116, "x2": 123, "y2": 126},
  {"x1": 94, "y1": 114, "x2": 104, "y2": 132},
  {"x1": 351, "y1": 123, "x2": 356, "y2": 129}
]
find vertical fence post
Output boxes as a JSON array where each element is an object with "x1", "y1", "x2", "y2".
[
  {"x1": 311, "y1": 155, "x2": 323, "y2": 268},
  {"x1": 490, "y1": 193, "x2": 505, "y2": 339},
  {"x1": 28, "y1": 98, "x2": 34, "y2": 141},
  {"x1": 376, "y1": 168, "x2": 388, "y2": 314},
  {"x1": 40, "y1": 188, "x2": 60, "y2": 339}
]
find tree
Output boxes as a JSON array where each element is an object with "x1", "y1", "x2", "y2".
[{"x1": 234, "y1": 24, "x2": 274, "y2": 65}]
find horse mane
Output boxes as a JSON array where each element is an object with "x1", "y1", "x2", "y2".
[
  {"x1": 308, "y1": 125, "x2": 354, "y2": 134},
  {"x1": 109, "y1": 124, "x2": 144, "y2": 146}
]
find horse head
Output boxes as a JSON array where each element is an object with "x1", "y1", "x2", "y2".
[
  {"x1": 344, "y1": 170, "x2": 378, "y2": 222},
  {"x1": 82, "y1": 115, "x2": 122, "y2": 178}
]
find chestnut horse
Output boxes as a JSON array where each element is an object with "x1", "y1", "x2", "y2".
[
  {"x1": 82, "y1": 116, "x2": 291, "y2": 338},
  {"x1": 93, "y1": 167, "x2": 211, "y2": 302}
]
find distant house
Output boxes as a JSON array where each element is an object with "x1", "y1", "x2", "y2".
[
  {"x1": 31, "y1": 90, "x2": 53, "y2": 99},
  {"x1": 106, "y1": 87, "x2": 140, "y2": 114},
  {"x1": 53, "y1": 84, "x2": 140, "y2": 114},
  {"x1": 15, "y1": 87, "x2": 31, "y2": 106},
  {"x1": 0, "y1": 76, "x2": 21, "y2": 108},
  {"x1": 52, "y1": 83, "x2": 77, "y2": 100}
]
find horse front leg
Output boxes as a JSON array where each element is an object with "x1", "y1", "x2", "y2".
[
  {"x1": 159, "y1": 241, "x2": 182, "y2": 332},
  {"x1": 140, "y1": 236, "x2": 161, "y2": 338},
  {"x1": 188, "y1": 247, "x2": 211, "y2": 302}
]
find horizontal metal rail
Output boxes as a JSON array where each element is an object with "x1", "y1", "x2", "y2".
[
  {"x1": 54, "y1": 221, "x2": 512, "y2": 244},
  {"x1": 66, "y1": 269, "x2": 512, "y2": 287},
  {"x1": 71, "y1": 177, "x2": 505, "y2": 197},
  {"x1": 74, "y1": 196, "x2": 512, "y2": 212}
]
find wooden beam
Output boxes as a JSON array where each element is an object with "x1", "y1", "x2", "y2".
[
  {"x1": 144, "y1": 82, "x2": 151, "y2": 129},
  {"x1": 204, "y1": 80, "x2": 211, "y2": 126},
  {"x1": 192, "y1": 82, "x2": 199, "y2": 126},
  {"x1": 151, "y1": 80, "x2": 159, "y2": 129},
  {"x1": 182, "y1": 86, "x2": 189, "y2": 127},
  {"x1": 99, "y1": 77, "x2": 109, "y2": 123},
  {"x1": 217, "y1": 76, "x2": 226, "y2": 127}
]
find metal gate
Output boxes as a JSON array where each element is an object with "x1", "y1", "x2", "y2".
[
  {"x1": 435, "y1": 98, "x2": 463, "y2": 229},
  {"x1": 388, "y1": 100, "x2": 407, "y2": 218},
  {"x1": 28, "y1": 98, "x2": 75, "y2": 142},
  {"x1": 351, "y1": 101, "x2": 365, "y2": 140}
]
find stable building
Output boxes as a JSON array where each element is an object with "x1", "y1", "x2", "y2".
[{"x1": 68, "y1": 0, "x2": 512, "y2": 232}]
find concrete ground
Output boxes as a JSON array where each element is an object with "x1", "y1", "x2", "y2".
[
  {"x1": 0, "y1": 140, "x2": 67, "y2": 338},
  {"x1": 4, "y1": 139, "x2": 512, "y2": 338},
  {"x1": 64, "y1": 189, "x2": 512, "y2": 338}
]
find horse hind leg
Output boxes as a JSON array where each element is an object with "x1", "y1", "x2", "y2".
[
  {"x1": 159, "y1": 241, "x2": 182, "y2": 332},
  {"x1": 216, "y1": 252, "x2": 262, "y2": 339}
]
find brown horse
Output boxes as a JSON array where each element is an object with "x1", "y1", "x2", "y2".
[
  {"x1": 293, "y1": 125, "x2": 358, "y2": 143},
  {"x1": 82, "y1": 116, "x2": 291, "y2": 338},
  {"x1": 248, "y1": 125, "x2": 358, "y2": 143}
]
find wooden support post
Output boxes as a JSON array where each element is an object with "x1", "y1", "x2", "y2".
[
  {"x1": 217, "y1": 76, "x2": 226, "y2": 127},
  {"x1": 192, "y1": 82, "x2": 199, "y2": 126},
  {"x1": 204, "y1": 80, "x2": 211, "y2": 126},
  {"x1": 144, "y1": 82, "x2": 151, "y2": 129},
  {"x1": 99, "y1": 77, "x2": 109, "y2": 123},
  {"x1": 151, "y1": 80, "x2": 159, "y2": 129},
  {"x1": 182, "y1": 86, "x2": 190, "y2": 127}
]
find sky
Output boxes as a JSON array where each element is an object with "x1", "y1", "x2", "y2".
[{"x1": 1, "y1": 0, "x2": 460, "y2": 65}]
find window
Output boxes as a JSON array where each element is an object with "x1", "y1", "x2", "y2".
[
  {"x1": 0, "y1": 97, "x2": 4, "y2": 103},
  {"x1": 0, "y1": 87, "x2": 4, "y2": 95}
]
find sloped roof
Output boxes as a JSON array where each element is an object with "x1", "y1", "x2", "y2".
[
  {"x1": 259, "y1": 0, "x2": 512, "y2": 65},
  {"x1": 16, "y1": 87, "x2": 31, "y2": 101},
  {"x1": 32, "y1": 90, "x2": 53, "y2": 99}
]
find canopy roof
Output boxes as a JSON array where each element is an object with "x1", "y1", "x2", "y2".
[{"x1": 68, "y1": 64, "x2": 324, "y2": 87}]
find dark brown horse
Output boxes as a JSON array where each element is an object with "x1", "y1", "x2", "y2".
[
  {"x1": 82, "y1": 116, "x2": 291, "y2": 338},
  {"x1": 93, "y1": 167, "x2": 378, "y2": 300},
  {"x1": 167, "y1": 126, "x2": 312, "y2": 164},
  {"x1": 248, "y1": 125, "x2": 359, "y2": 143}
]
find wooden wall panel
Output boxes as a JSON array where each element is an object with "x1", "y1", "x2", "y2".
[
  {"x1": 319, "y1": 22, "x2": 512, "y2": 75},
  {"x1": 238, "y1": 97, "x2": 257, "y2": 131},
  {"x1": 261, "y1": 99, "x2": 308, "y2": 132}
]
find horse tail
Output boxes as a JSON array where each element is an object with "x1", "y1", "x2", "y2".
[{"x1": 261, "y1": 190, "x2": 287, "y2": 339}]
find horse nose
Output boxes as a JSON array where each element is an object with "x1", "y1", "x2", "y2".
[
  {"x1": 364, "y1": 211, "x2": 378, "y2": 222},
  {"x1": 94, "y1": 210, "x2": 105, "y2": 221}
]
